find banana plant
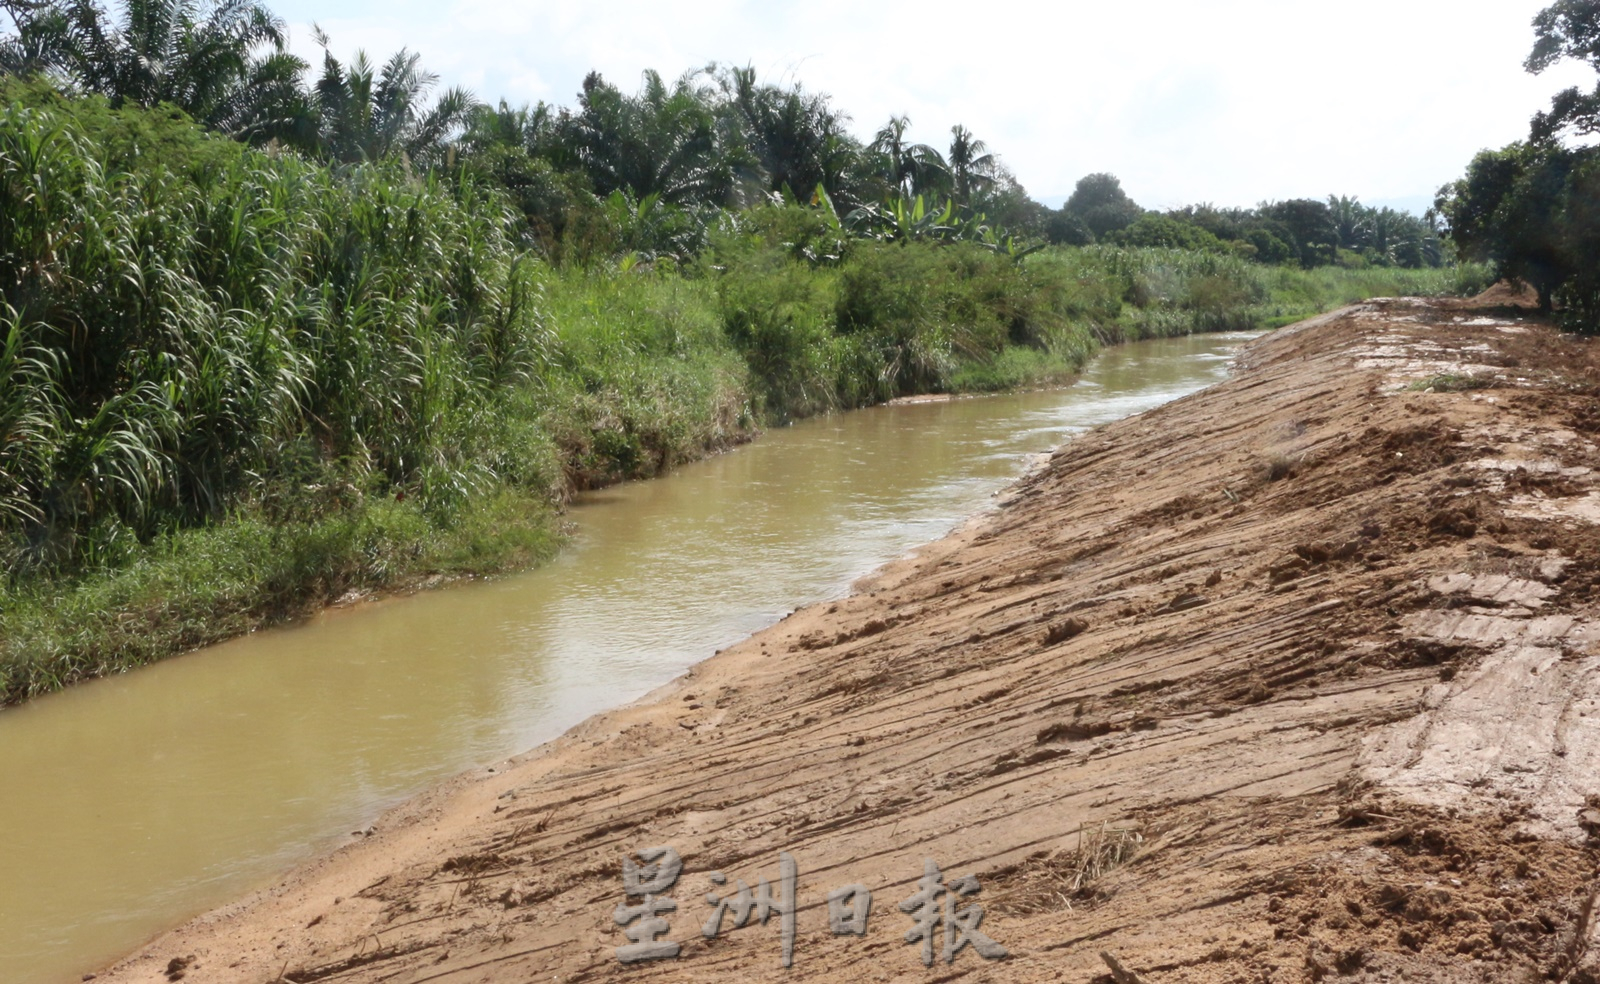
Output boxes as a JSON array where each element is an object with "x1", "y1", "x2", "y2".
[{"x1": 843, "y1": 194, "x2": 959, "y2": 243}]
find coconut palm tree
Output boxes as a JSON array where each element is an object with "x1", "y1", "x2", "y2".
[
  {"x1": 946, "y1": 124, "x2": 996, "y2": 208},
  {"x1": 869, "y1": 114, "x2": 946, "y2": 200}
]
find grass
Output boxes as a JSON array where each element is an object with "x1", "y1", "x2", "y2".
[
  {"x1": 0, "y1": 491, "x2": 559, "y2": 703},
  {"x1": 946, "y1": 344, "x2": 1089, "y2": 392},
  {"x1": 533, "y1": 269, "x2": 753, "y2": 488},
  {"x1": 1255, "y1": 263, "x2": 1495, "y2": 326},
  {"x1": 991, "y1": 821, "x2": 1148, "y2": 914}
]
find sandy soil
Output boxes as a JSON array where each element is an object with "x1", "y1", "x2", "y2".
[{"x1": 99, "y1": 295, "x2": 1600, "y2": 984}]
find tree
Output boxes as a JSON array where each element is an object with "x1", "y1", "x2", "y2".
[
  {"x1": 1552, "y1": 152, "x2": 1600, "y2": 327},
  {"x1": 1261, "y1": 199, "x2": 1336, "y2": 267},
  {"x1": 979, "y1": 166, "x2": 1048, "y2": 239},
  {"x1": 570, "y1": 68, "x2": 726, "y2": 207},
  {"x1": 1044, "y1": 207, "x2": 1093, "y2": 246},
  {"x1": 1527, "y1": 0, "x2": 1600, "y2": 140},
  {"x1": 0, "y1": 0, "x2": 71, "y2": 76},
  {"x1": 1327, "y1": 195, "x2": 1371, "y2": 252},
  {"x1": 1109, "y1": 213, "x2": 1227, "y2": 252},
  {"x1": 712, "y1": 66, "x2": 869, "y2": 208},
  {"x1": 1437, "y1": 142, "x2": 1576, "y2": 310},
  {"x1": 1434, "y1": 0, "x2": 1600, "y2": 325},
  {"x1": 460, "y1": 98, "x2": 558, "y2": 159},
  {"x1": 1242, "y1": 227, "x2": 1295, "y2": 265},
  {"x1": 1063, "y1": 172, "x2": 1141, "y2": 239},
  {"x1": 946, "y1": 124, "x2": 995, "y2": 207},
  {"x1": 1168, "y1": 203, "x2": 1248, "y2": 242},
  {"x1": 309, "y1": 31, "x2": 475, "y2": 165},
  {"x1": 5, "y1": 0, "x2": 308, "y2": 142},
  {"x1": 868, "y1": 114, "x2": 946, "y2": 201}
]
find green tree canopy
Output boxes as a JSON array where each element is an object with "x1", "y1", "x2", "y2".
[
  {"x1": 1528, "y1": 0, "x2": 1600, "y2": 139},
  {"x1": 717, "y1": 66, "x2": 862, "y2": 205},
  {"x1": 1064, "y1": 172, "x2": 1141, "y2": 239},
  {"x1": 1260, "y1": 199, "x2": 1336, "y2": 267},
  {"x1": 571, "y1": 68, "x2": 727, "y2": 206},
  {"x1": 1109, "y1": 213, "x2": 1226, "y2": 252},
  {"x1": 4, "y1": 0, "x2": 307, "y2": 140},
  {"x1": 1434, "y1": 0, "x2": 1600, "y2": 326},
  {"x1": 309, "y1": 31, "x2": 476, "y2": 165},
  {"x1": 946, "y1": 124, "x2": 995, "y2": 207},
  {"x1": 1437, "y1": 142, "x2": 1576, "y2": 310},
  {"x1": 868, "y1": 113, "x2": 947, "y2": 201}
]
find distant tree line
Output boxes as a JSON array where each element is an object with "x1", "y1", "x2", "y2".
[
  {"x1": 1043, "y1": 174, "x2": 1445, "y2": 270},
  {"x1": 0, "y1": 0, "x2": 1447, "y2": 270}
]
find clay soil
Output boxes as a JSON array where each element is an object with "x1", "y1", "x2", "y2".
[{"x1": 100, "y1": 297, "x2": 1600, "y2": 984}]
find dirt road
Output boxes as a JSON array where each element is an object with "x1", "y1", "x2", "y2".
[{"x1": 100, "y1": 296, "x2": 1600, "y2": 983}]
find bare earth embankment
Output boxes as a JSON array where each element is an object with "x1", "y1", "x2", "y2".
[{"x1": 101, "y1": 297, "x2": 1600, "y2": 984}]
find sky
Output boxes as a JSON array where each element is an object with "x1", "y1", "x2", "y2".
[{"x1": 265, "y1": 0, "x2": 1596, "y2": 215}]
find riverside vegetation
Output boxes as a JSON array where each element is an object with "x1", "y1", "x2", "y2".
[{"x1": 0, "y1": 2, "x2": 1491, "y2": 704}]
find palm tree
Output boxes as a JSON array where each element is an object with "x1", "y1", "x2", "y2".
[
  {"x1": 36, "y1": 0, "x2": 307, "y2": 141},
  {"x1": 946, "y1": 124, "x2": 996, "y2": 207},
  {"x1": 572, "y1": 68, "x2": 725, "y2": 206},
  {"x1": 1, "y1": 0, "x2": 72, "y2": 76},
  {"x1": 309, "y1": 28, "x2": 476, "y2": 165},
  {"x1": 1365, "y1": 206, "x2": 1404, "y2": 264},
  {"x1": 718, "y1": 66, "x2": 859, "y2": 203},
  {"x1": 1327, "y1": 195, "x2": 1371, "y2": 253},
  {"x1": 460, "y1": 99, "x2": 558, "y2": 157},
  {"x1": 869, "y1": 115, "x2": 946, "y2": 201}
]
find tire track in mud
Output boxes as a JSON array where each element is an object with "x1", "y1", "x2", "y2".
[{"x1": 101, "y1": 296, "x2": 1600, "y2": 984}]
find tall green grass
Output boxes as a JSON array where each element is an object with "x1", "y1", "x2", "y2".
[
  {"x1": 0, "y1": 102, "x2": 555, "y2": 570},
  {"x1": 1255, "y1": 264, "x2": 1494, "y2": 326},
  {"x1": 702, "y1": 235, "x2": 1492, "y2": 414},
  {"x1": 1022, "y1": 246, "x2": 1493, "y2": 340},
  {"x1": 0, "y1": 493, "x2": 559, "y2": 701},
  {"x1": 533, "y1": 269, "x2": 751, "y2": 488}
]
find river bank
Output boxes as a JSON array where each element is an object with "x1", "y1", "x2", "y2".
[{"x1": 98, "y1": 294, "x2": 1600, "y2": 983}]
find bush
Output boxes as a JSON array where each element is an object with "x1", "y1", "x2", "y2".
[{"x1": 1110, "y1": 214, "x2": 1228, "y2": 253}]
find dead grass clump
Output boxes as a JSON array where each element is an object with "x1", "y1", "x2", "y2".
[{"x1": 989, "y1": 821, "x2": 1146, "y2": 915}]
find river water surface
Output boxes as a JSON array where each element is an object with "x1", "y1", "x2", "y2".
[{"x1": 0, "y1": 331, "x2": 1254, "y2": 983}]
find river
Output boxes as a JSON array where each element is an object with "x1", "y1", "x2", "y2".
[{"x1": 0, "y1": 331, "x2": 1253, "y2": 983}]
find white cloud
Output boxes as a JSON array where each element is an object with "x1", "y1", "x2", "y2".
[{"x1": 270, "y1": 0, "x2": 1597, "y2": 212}]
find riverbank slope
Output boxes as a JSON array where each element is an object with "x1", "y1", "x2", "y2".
[{"x1": 100, "y1": 296, "x2": 1600, "y2": 983}]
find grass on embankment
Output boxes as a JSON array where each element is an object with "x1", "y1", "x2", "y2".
[
  {"x1": 1, "y1": 493, "x2": 560, "y2": 696},
  {"x1": 0, "y1": 93, "x2": 1491, "y2": 704}
]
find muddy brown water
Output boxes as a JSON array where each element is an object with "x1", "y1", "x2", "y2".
[{"x1": 0, "y1": 332, "x2": 1252, "y2": 983}]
